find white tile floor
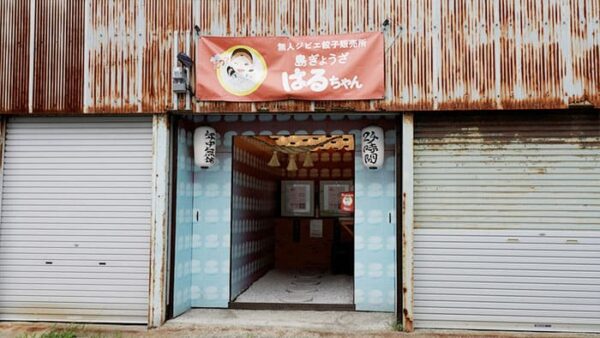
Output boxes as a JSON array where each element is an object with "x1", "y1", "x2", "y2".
[{"x1": 234, "y1": 269, "x2": 353, "y2": 304}]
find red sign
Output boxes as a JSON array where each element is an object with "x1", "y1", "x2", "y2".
[
  {"x1": 196, "y1": 33, "x2": 384, "y2": 102},
  {"x1": 339, "y1": 192, "x2": 355, "y2": 213}
]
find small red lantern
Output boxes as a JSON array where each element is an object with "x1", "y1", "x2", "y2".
[{"x1": 339, "y1": 192, "x2": 355, "y2": 213}]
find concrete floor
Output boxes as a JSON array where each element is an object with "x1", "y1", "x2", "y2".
[{"x1": 166, "y1": 308, "x2": 395, "y2": 333}]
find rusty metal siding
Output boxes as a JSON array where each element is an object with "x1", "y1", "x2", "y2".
[
  {"x1": 142, "y1": 0, "x2": 192, "y2": 112},
  {"x1": 387, "y1": 0, "x2": 434, "y2": 111},
  {"x1": 0, "y1": 0, "x2": 30, "y2": 113},
  {"x1": 86, "y1": 0, "x2": 140, "y2": 113},
  {"x1": 570, "y1": 0, "x2": 600, "y2": 107},
  {"x1": 194, "y1": 0, "x2": 436, "y2": 112},
  {"x1": 498, "y1": 0, "x2": 567, "y2": 109},
  {"x1": 0, "y1": 0, "x2": 599, "y2": 113},
  {"x1": 438, "y1": 1, "x2": 497, "y2": 110},
  {"x1": 33, "y1": 0, "x2": 84, "y2": 113},
  {"x1": 194, "y1": 0, "x2": 600, "y2": 112},
  {"x1": 85, "y1": 0, "x2": 192, "y2": 113}
]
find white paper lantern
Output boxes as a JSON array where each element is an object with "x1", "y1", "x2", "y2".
[
  {"x1": 194, "y1": 126, "x2": 217, "y2": 168},
  {"x1": 361, "y1": 126, "x2": 384, "y2": 170}
]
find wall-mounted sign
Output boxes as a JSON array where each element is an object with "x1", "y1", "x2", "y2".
[
  {"x1": 361, "y1": 126, "x2": 384, "y2": 170},
  {"x1": 194, "y1": 126, "x2": 217, "y2": 168},
  {"x1": 281, "y1": 180, "x2": 314, "y2": 217},
  {"x1": 320, "y1": 180, "x2": 353, "y2": 217},
  {"x1": 196, "y1": 32, "x2": 384, "y2": 102},
  {"x1": 339, "y1": 192, "x2": 355, "y2": 213},
  {"x1": 309, "y1": 219, "x2": 323, "y2": 238}
]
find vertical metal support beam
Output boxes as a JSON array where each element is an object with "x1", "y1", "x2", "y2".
[
  {"x1": 395, "y1": 115, "x2": 403, "y2": 322},
  {"x1": 401, "y1": 112, "x2": 414, "y2": 332},
  {"x1": 165, "y1": 116, "x2": 180, "y2": 319},
  {"x1": 28, "y1": 0, "x2": 36, "y2": 113},
  {"x1": 149, "y1": 114, "x2": 170, "y2": 328},
  {"x1": 185, "y1": 32, "x2": 191, "y2": 111},
  {"x1": 172, "y1": 32, "x2": 179, "y2": 111},
  {"x1": 0, "y1": 118, "x2": 7, "y2": 218}
]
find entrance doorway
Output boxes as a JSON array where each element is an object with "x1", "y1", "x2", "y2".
[
  {"x1": 169, "y1": 114, "x2": 397, "y2": 318},
  {"x1": 229, "y1": 135, "x2": 355, "y2": 309}
]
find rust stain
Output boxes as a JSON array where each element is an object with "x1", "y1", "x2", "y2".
[
  {"x1": 0, "y1": 0, "x2": 30, "y2": 113},
  {"x1": 403, "y1": 308, "x2": 414, "y2": 332},
  {"x1": 569, "y1": 0, "x2": 600, "y2": 106},
  {"x1": 194, "y1": 0, "x2": 598, "y2": 113},
  {"x1": 87, "y1": 0, "x2": 140, "y2": 113},
  {"x1": 416, "y1": 110, "x2": 600, "y2": 145},
  {"x1": 0, "y1": 0, "x2": 599, "y2": 113},
  {"x1": 141, "y1": 0, "x2": 193, "y2": 112},
  {"x1": 32, "y1": 0, "x2": 84, "y2": 113},
  {"x1": 401, "y1": 185, "x2": 413, "y2": 332},
  {"x1": 501, "y1": 97, "x2": 566, "y2": 110},
  {"x1": 257, "y1": 100, "x2": 313, "y2": 113}
]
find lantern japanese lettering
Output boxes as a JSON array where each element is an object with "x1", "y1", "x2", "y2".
[
  {"x1": 361, "y1": 126, "x2": 384, "y2": 169},
  {"x1": 194, "y1": 127, "x2": 217, "y2": 168}
]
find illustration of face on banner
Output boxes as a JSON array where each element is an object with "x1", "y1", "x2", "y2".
[
  {"x1": 213, "y1": 46, "x2": 268, "y2": 96},
  {"x1": 197, "y1": 33, "x2": 384, "y2": 102}
]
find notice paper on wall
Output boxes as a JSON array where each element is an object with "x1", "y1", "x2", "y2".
[{"x1": 310, "y1": 219, "x2": 323, "y2": 238}]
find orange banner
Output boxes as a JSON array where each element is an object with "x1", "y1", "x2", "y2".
[{"x1": 196, "y1": 32, "x2": 384, "y2": 102}]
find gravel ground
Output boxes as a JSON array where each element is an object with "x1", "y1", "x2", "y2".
[{"x1": 0, "y1": 322, "x2": 598, "y2": 338}]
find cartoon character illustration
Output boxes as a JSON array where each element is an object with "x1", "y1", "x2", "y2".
[
  {"x1": 226, "y1": 48, "x2": 256, "y2": 82},
  {"x1": 214, "y1": 45, "x2": 267, "y2": 97}
]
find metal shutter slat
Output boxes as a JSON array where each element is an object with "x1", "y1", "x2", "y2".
[
  {"x1": 413, "y1": 112, "x2": 600, "y2": 333},
  {"x1": 0, "y1": 116, "x2": 152, "y2": 324}
]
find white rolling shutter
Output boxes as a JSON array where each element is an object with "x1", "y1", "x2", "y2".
[
  {"x1": 413, "y1": 112, "x2": 600, "y2": 333},
  {"x1": 0, "y1": 116, "x2": 153, "y2": 324}
]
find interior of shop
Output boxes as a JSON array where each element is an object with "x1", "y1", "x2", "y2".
[{"x1": 229, "y1": 135, "x2": 355, "y2": 306}]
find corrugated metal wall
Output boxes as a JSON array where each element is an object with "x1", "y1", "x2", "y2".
[
  {"x1": 86, "y1": 0, "x2": 141, "y2": 113},
  {"x1": 85, "y1": 0, "x2": 192, "y2": 113},
  {"x1": 142, "y1": 0, "x2": 192, "y2": 112},
  {"x1": 0, "y1": 0, "x2": 30, "y2": 113},
  {"x1": 570, "y1": 0, "x2": 600, "y2": 108},
  {"x1": 33, "y1": 0, "x2": 84, "y2": 113},
  {"x1": 0, "y1": 0, "x2": 598, "y2": 113}
]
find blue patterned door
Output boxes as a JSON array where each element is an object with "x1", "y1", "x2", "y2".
[
  {"x1": 173, "y1": 127, "x2": 194, "y2": 316},
  {"x1": 354, "y1": 149, "x2": 396, "y2": 311}
]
